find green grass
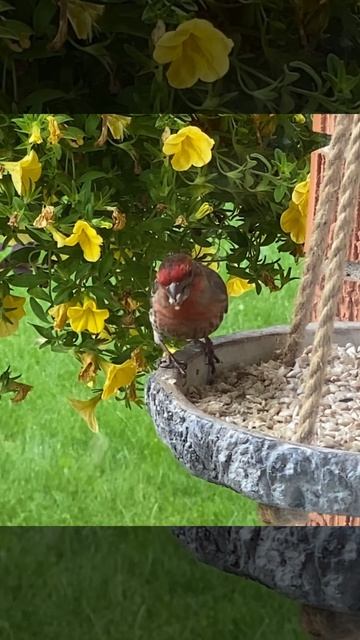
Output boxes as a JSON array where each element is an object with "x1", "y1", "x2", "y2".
[
  {"x1": 0, "y1": 527, "x2": 307, "y2": 639},
  {"x1": 0, "y1": 252, "x2": 301, "y2": 525}
]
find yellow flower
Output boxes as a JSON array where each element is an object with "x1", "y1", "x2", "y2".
[
  {"x1": 163, "y1": 126, "x2": 215, "y2": 171},
  {"x1": 2, "y1": 150, "x2": 42, "y2": 196},
  {"x1": 153, "y1": 18, "x2": 234, "y2": 89},
  {"x1": 8, "y1": 380, "x2": 33, "y2": 403},
  {"x1": 47, "y1": 116, "x2": 62, "y2": 144},
  {"x1": 67, "y1": 298, "x2": 109, "y2": 334},
  {"x1": 280, "y1": 202, "x2": 307, "y2": 244},
  {"x1": 78, "y1": 352, "x2": 100, "y2": 385},
  {"x1": 121, "y1": 294, "x2": 139, "y2": 312},
  {"x1": 96, "y1": 115, "x2": 131, "y2": 146},
  {"x1": 131, "y1": 347, "x2": 146, "y2": 372},
  {"x1": 293, "y1": 114, "x2": 306, "y2": 124},
  {"x1": 175, "y1": 215, "x2": 187, "y2": 226},
  {"x1": 0, "y1": 294, "x2": 26, "y2": 337},
  {"x1": 192, "y1": 245, "x2": 219, "y2": 271},
  {"x1": 291, "y1": 178, "x2": 310, "y2": 217},
  {"x1": 48, "y1": 302, "x2": 72, "y2": 331},
  {"x1": 69, "y1": 393, "x2": 102, "y2": 433},
  {"x1": 67, "y1": 0, "x2": 104, "y2": 41},
  {"x1": 52, "y1": 220, "x2": 103, "y2": 262},
  {"x1": 107, "y1": 115, "x2": 131, "y2": 140},
  {"x1": 33, "y1": 204, "x2": 55, "y2": 229},
  {"x1": 28, "y1": 122, "x2": 43, "y2": 145},
  {"x1": 127, "y1": 380, "x2": 138, "y2": 403},
  {"x1": 100, "y1": 359, "x2": 137, "y2": 400},
  {"x1": 226, "y1": 276, "x2": 255, "y2": 297},
  {"x1": 280, "y1": 177, "x2": 310, "y2": 244},
  {"x1": 193, "y1": 202, "x2": 213, "y2": 219},
  {"x1": 111, "y1": 208, "x2": 127, "y2": 230}
]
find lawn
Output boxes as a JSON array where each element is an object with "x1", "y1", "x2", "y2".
[
  {"x1": 0, "y1": 250, "x2": 301, "y2": 525},
  {"x1": 0, "y1": 527, "x2": 307, "y2": 640}
]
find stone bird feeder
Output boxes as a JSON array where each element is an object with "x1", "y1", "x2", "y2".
[
  {"x1": 173, "y1": 527, "x2": 360, "y2": 640},
  {"x1": 146, "y1": 114, "x2": 360, "y2": 525}
]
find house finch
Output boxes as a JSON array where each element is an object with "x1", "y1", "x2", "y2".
[{"x1": 150, "y1": 253, "x2": 228, "y2": 374}]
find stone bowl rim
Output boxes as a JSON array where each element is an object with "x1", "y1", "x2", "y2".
[{"x1": 172, "y1": 526, "x2": 360, "y2": 614}]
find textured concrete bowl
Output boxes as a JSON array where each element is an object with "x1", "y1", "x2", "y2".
[
  {"x1": 173, "y1": 526, "x2": 360, "y2": 614},
  {"x1": 145, "y1": 322, "x2": 360, "y2": 517}
]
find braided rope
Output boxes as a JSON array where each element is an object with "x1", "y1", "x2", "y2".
[
  {"x1": 296, "y1": 114, "x2": 360, "y2": 443},
  {"x1": 283, "y1": 114, "x2": 353, "y2": 366}
]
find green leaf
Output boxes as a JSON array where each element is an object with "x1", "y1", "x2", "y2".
[
  {"x1": 19, "y1": 90, "x2": 70, "y2": 112},
  {"x1": 227, "y1": 228, "x2": 249, "y2": 248},
  {"x1": 0, "y1": 19, "x2": 33, "y2": 40},
  {"x1": 85, "y1": 115, "x2": 100, "y2": 138},
  {"x1": 27, "y1": 287, "x2": 51, "y2": 302},
  {"x1": 29, "y1": 297, "x2": 50, "y2": 324},
  {"x1": 274, "y1": 184, "x2": 287, "y2": 203},
  {"x1": 30, "y1": 323, "x2": 54, "y2": 340},
  {"x1": 8, "y1": 272, "x2": 48, "y2": 287},
  {"x1": 33, "y1": 0, "x2": 57, "y2": 34},
  {"x1": 78, "y1": 171, "x2": 110, "y2": 184},
  {"x1": 100, "y1": 9, "x2": 149, "y2": 37},
  {"x1": 0, "y1": 2, "x2": 13, "y2": 12},
  {"x1": 98, "y1": 252, "x2": 114, "y2": 280}
]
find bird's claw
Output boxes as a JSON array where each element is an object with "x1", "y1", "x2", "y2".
[{"x1": 204, "y1": 338, "x2": 220, "y2": 377}]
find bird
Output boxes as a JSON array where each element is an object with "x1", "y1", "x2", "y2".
[{"x1": 150, "y1": 253, "x2": 228, "y2": 375}]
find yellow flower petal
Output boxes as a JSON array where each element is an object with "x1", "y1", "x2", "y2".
[
  {"x1": 226, "y1": 277, "x2": 255, "y2": 297},
  {"x1": 153, "y1": 30, "x2": 188, "y2": 63},
  {"x1": 107, "y1": 115, "x2": 132, "y2": 141},
  {"x1": 46, "y1": 116, "x2": 62, "y2": 145},
  {"x1": 292, "y1": 178, "x2": 310, "y2": 206},
  {"x1": 154, "y1": 18, "x2": 234, "y2": 89},
  {"x1": 78, "y1": 352, "x2": 100, "y2": 384},
  {"x1": 49, "y1": 226, "x2": 68, "y2": 247},
  {"x1": 69, "y1": 393, "x2": 102, "y2": 433},
  {"x1": 48, "y1": 302, "x2": 72, "y2": 331},
  {"x1": 0, "y1": 295, "x2": 26, "y2": 337},
  {"x1": 67, "y1": 298, "x2": 109, "y2": 334},
  {"x1": 166, "y1": 50, "x2": 200, "y2": 89},
  {"x1": 131, "y1": 347, "x2": 146, "y2": 372},
  {"x1": 2, "y1": 150, "x2": 42, "y2": 196},
  {"x1": 193, "y1": 202, "x2": 213, "y2": 219},
  {"x1": 293, "y1": 114, "x2": 306, "y2": 124},
  {"x1": 29, "y1": 122, "x2": 43, "y2": 145},
  {"x1": 280, "y1": 203, "x2": 307, "y2": 244},
  {"x1": 67, "y1": 0, "x2": 104, "y2": 41},
  {"x1": 163, "y1": 126, "x2": 215, "y2": 172},
  {"x1": 101, "y1": 359, "x2": 137, "y2": 400},
  {"x1": 53, "y1": 220, "x2": 103, "y2": 262},
  {"x1": 192, "y1": 245, "x2": 219, "y2": 271}
]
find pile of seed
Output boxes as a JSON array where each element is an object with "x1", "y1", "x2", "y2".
[{"x1": 187, "y1": 343, "x2": 360, "y2": 452}]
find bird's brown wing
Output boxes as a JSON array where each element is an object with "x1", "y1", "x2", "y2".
[{"x1": 204, "y1": 265, "x2": 229, "y2": 314}]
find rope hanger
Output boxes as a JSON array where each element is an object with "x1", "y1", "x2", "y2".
[{"x1": 283, "y1": 114, "x2": 360, "y2": 443}]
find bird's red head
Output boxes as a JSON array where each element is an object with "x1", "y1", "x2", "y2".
[{"x1": 156, "y1": 254, "x2": 193, "y2": 286}]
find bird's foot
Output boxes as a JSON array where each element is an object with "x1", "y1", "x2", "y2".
[
  {"x1": 203, "y1": 337, "x2": 220, "y2": 376},
  {"x1": 159, "y1": 352, "x2": 187, "y2": 376}
]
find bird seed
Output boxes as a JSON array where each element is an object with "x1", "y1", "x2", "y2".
[{"x1": 187, "y1": 342, "x2": 360, "y2": 452}]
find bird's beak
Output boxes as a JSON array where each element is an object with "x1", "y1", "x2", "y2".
[{"x1": 166, "y1": 282, "x2": 183, "y2": 307}]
